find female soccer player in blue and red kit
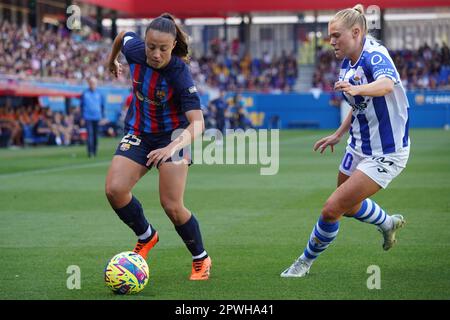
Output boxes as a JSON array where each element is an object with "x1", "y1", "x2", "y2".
[{"x1": 105, "y1": 13, "x2": 211, "y2": 280}]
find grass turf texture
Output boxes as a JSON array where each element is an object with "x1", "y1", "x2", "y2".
[{"x1": 0, "y1": 129, "x2": 449, "y2": 300}]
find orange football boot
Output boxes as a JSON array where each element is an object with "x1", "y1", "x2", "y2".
[
  {"x1": 189, "y1": 256, "x2": 212, "y2": 280},
  {"x1": 133, "y1": 231, "x2": 159, "y2": 260}
]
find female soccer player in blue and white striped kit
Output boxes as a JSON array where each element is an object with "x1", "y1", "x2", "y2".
[{"x1": 281, "y1": 4, "x2": 410, "y2": 277}]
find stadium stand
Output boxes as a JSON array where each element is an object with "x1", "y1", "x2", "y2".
[
  {"x1": 0, "y1": 20, "x2": 298, "y2": 93},
  {"x1": 313, "y1": 41, "x2": 450, "y2": 91}
]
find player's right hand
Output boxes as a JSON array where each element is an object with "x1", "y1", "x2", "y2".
[
  {"x1": 108, "y1": 60, "x2": 122, "y2": 78},
  {"x1": 313, "y1": 134, "x2": 341, "y2": 154}
]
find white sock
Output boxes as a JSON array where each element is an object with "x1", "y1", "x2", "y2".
[
  {"x1": 354, "y1": 198, "x2": 394, "y2": 231},
  {"x1": 192, "y1": 250, "x2": 207, "y2": 260},
  {"x1": 138, "y1": 225, "x2": 152, "y2": 241},
  {"x1": 378, "y1": 215, "x2": 394, "y2": 232}
]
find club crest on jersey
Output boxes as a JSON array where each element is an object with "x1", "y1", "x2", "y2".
[
  {"x1": 354, "y1": 66, "x2": 364, "y2": 81},
  {"x1": 120, "y1": 143, "x2": 131, "y2": 152},
  {"x1": 350, "y1": 66, "x2": 365, "y2": 85},
  {"x1": 156, "y1": 90, "x2": 166, "y2": 100}
]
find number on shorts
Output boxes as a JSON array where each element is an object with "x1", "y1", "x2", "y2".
[
  {"x1": 342, "y1": 153, "x2": 354, "y2": 171},
  {"x1": 120, "y1": 134, "x2": 141, "y2": 146}
]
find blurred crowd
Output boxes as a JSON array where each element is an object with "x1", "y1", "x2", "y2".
[
  {"x1": 392, "y1": 43, "x2": 450, "y2": 90},
  {"x1": 0, "y1": 104, "x2": 86, "y2": 148},
  {"x1": 0, "y1": 102, "x2": 121, "y2": 148},
  {"x1": 203, "y1": 91, "x2": 253, "y2": 133},
  {"x1": 0, "y1": 94, "x2": 252, "y2": 148},
  {"x1": 2, "y1": 20, "x2": 450, "y2": 149},
  {"x1": 2, "y1": 20, "x2": 450, "y2": 92},
  {"x1": 0, "y1": 22, "x2": 289, "y2": 148},
  {"x1": 0, "y1": 20, "x2": 127, "y2": 84},
  {"x1": 313, "y1": 42, "x2": 450, "y2": 91},
  {"x1": 191, "y1": 38, "x2": 298, "y2": 93},
  {"x1": 0, "y1": 21, "x2": 297, "y2": 92}
]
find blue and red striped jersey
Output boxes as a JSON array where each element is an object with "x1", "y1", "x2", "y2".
[{"x1": 121, "y1": 32, "x2": 201, "y2": 135}]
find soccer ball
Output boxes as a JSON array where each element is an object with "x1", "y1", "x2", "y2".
[{"x1": 104, "y1": 251, "x2": 149, "y2": 294}]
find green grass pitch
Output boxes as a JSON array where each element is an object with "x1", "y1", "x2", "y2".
[{"x1": 0, "y1": 129, "x2": 449, "y2": 300}]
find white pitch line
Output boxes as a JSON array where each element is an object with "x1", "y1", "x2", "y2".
[{"x1": 0, "y1": 161, "x2": 110, "y2": 178}]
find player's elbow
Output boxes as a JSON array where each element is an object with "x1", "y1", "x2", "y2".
[
  {"x1": 381, "y1": 78, "x2": 395, "y2": 95},
  {"x1": 383, "y1": 85, "x2": 394, "y2": 95}
]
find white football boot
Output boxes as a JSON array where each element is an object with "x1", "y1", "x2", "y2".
[
  {"x1": 280, "y1": 257, "x2": 311, "y2": 278},
  {"x1": 378, "y1": 214, "x2": 406, "y2": 251}
]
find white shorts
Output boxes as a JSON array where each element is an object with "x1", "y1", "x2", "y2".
[{"x1": 339, "y1": 146, "x2": 410, "y2": 189}]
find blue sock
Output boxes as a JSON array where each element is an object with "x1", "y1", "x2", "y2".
[
  {"x1": 114, "y1": 196, "x2": 151, "y2": 237},
  {"x1": 353, "y1": 199, "x2": 393, "y2": 231},
  {"x1": 300, "y1": 216, "x2": 340, "y2": 265},
  {"x1": 175, "y1": 214, "x2": 208, "y2": 260}
]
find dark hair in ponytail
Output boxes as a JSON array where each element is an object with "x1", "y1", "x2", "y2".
[{"x1": 145, "y1": 13, "x2": 189, "y2": 61}]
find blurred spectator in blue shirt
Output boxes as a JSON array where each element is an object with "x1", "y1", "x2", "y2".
[{"x1": 80, "y1": 77, "x2": 104, "y2": 157}]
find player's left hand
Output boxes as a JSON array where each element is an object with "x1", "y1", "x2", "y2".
[
  {"x1": 146, "y1": 145, "x2": 176, "y2": 168},
  {"x1": 108, "y1": 60, "x2": 123, "y2": 78},
  {"x1": 334, "y1": 81, "x2": 360, "y2": 96}
]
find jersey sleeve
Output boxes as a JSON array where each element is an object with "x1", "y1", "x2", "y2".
[
  {"x1": 364, "y1": 51, "x2": 399, "y2": 84},
  {"x1": 121, "y1": 32, "x2": 146, "y2": 65},
  {"x1": 172, "y1": 62, "x2": 201, "y2": 113}
]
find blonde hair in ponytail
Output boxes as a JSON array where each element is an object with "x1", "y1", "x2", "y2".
[{"x1": 330, "y1": 4, "x2": 368, "y2": 37}]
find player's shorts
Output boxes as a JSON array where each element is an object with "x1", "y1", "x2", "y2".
[
  {"x1": 339, "y1": 145, "x2": 410, "y2": 189},
  {"x1": 114, "y1": 129, "x2": 191, "y2": 170}
]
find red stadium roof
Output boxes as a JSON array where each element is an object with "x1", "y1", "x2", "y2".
[{"x1": 80, "y1": 0, "x2": 450, "y2": 18}]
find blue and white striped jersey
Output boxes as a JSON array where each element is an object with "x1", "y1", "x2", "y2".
[{"x1": 339, "y1": 37, "x2": 410, "y2": 156}]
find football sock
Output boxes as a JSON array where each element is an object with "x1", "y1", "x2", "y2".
[
  {"x1": 114, "y1": 195, "x2": 150, "y2": 237},
  {"x1": 137, "y1": 225, "x2": 155, "y2": 242},
  {"x1": 353, "y1": 198, "x2": 393, "y2": 232},
  {"x1": 300, "y1": 216, "x2": 340, "y2": 265},
  {"x1": 175, "y1": 214, "x2": 208, "y2": 261}
]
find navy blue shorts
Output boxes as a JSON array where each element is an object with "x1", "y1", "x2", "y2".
[{"x1": 114, "y1": 130, "x2": 191, "y2": 169}]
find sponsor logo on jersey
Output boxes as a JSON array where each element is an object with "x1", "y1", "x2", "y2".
[
  {"x1": 351, "y1": 102, "x2": 368, "y2": 112},
  {"x1": 135, "y1": 90, "x2": 164, "y2": 106}
]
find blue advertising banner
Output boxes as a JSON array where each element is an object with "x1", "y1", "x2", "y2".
[
  {"x1": 408, "y1": 91, "x2": 450, "y2": 128},
  {"x1": 33, "y1": 81, "x2": 450, "y2": 129}
]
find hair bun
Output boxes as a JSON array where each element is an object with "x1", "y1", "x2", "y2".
[
  {"x1": 352, "y1": 4, "x2": 364, "y2": 15},
  {"x1": 161, "y1": 13, "x2": 175, "y2": 21}
]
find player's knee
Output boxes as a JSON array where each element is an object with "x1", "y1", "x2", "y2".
[
  {"x1": 160, "y1": 200, "x2": 184, "y2": 223},
  {"x1": 105, "y1": 181, "x2": 127, "y2": 202},
  {"x1": 160, "y1": 200, "x2": 179, "y2": 215},
  {"x1": 321, "y1": 200, "x2": 344, "y2": 221}
]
